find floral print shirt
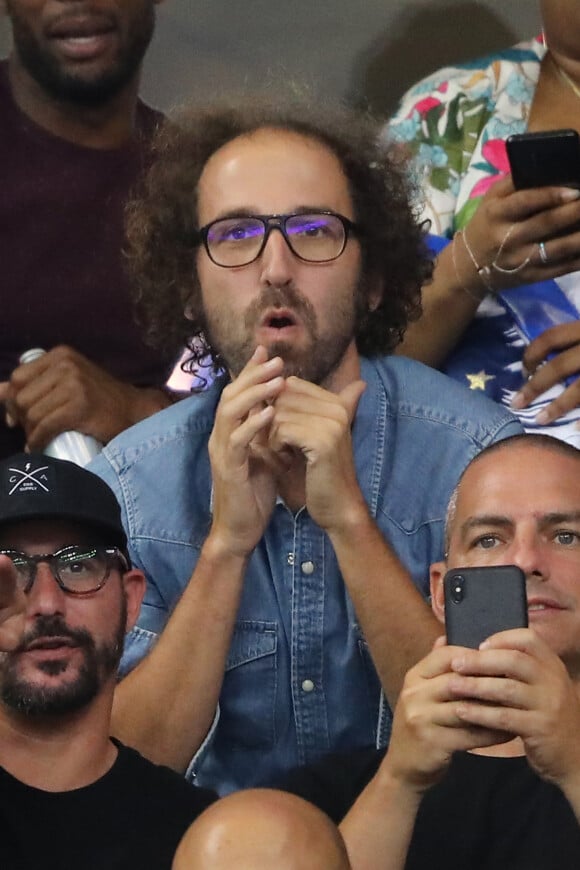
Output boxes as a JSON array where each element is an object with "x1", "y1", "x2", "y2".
[
  {"x1": 384, "y1": 36, "x2": 580, "y2": 446},
  {"x1": 387, "y1": 36, "x2": 545, "y2": 235}
]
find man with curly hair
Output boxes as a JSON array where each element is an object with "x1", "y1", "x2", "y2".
[{"x1": 89, "y1": 98, "x2": 522, "y2": 795}]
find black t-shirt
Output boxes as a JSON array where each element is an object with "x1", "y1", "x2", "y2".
[
  {"x1": 281, "y1": 747, "x2": 580, "y2": 870},
  {"x1": 0, "y1": 741, "x2": 216, "y2": 869},
  {"x1": 0, "y1": 61, "x2": 178, "y2": 458}
]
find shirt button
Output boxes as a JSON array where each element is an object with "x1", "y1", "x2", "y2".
[
  {"x1": 301, "y1": 679, "x2": 315, "y2": 693},
  {"x1": 301, "y1": 560, "x2": 315, "y2": 575},
  {"x1": 287, "y1": 553, "x2": 295, "y2": 566}
]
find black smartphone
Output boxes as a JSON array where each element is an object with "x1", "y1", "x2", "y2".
[
  {"x1": 506, "y1": 129, "x2": 580, "y2": 190},
  {"x1": 444, "y1": 565, "x2": 528, "y2": 649}
]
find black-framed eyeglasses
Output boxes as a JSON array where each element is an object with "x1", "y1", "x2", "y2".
[
  {"x1": 0, "y1": 545, "x2": 129, "y2": 595},
  {"x1": 197, "y1": 211, "x2": 359, "y2": 268}
]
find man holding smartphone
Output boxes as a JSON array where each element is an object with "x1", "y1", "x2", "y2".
[{"x1": 282, "y1": 433, "x2": 580, "y2": 869}]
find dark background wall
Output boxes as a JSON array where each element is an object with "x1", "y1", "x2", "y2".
[{"x1": 0, "y1": 1, "x2": 542, "y2": 116}]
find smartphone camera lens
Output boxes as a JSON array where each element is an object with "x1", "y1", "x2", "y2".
[{"x1": 450, "y1": 575, "x2": 465, "y2": 604}]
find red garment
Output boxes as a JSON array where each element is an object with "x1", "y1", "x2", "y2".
[{"x1": 0, "y1": 61, "x2": 175, "y2": 457}]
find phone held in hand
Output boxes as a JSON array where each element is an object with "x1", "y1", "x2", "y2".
[
  {"x1": 444, "y1": 565, "x2": 528, "y2": 649},
  {"x1": 506, "y1": 128, "x2": 580, "y2": 190}
]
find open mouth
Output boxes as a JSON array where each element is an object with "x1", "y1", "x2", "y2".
[
  {"x1": 260, "y1": 309, "x2": 298, "y2": 331},
  {"x1": 268, "y1": 315, "x2": 295, "y2": 329}
]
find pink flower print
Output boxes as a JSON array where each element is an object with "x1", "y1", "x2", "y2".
[
  {"x1": 412, "y1": 96, "x2": 442, "y2": 117},
  {"x1": 470, "y1": 139, "x2": 509, "y2": 197}
]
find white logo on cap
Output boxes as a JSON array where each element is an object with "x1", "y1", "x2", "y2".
[{"x1": 8, "y1": 465, "x2": 50, "y2": 495}]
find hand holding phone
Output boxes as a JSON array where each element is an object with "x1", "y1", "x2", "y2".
[{"x1": 444, "y1": 565, "x2": 528, "y2": 649}]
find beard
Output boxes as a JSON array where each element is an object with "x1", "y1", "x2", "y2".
[
  {"x1": 204, "y1": 282, "x2": 360, "y2": 386},
  {"x1": 5, "y1": 1, "x2": 155, "y2": 107},
  {"x1": 0, "y1": 603, "x2": 127, "y2": 717}
]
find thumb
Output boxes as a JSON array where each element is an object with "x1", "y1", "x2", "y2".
[{"x1": 339, "y1": 379, "x2": 366, "y2": 424}]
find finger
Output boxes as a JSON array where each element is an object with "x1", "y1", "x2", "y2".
[
  {"x1": 454, "y1": 700, "x2": 524, "y2": 736},
  {"x1": 450, "y1": 647, "x2": 539, "y2": 684},
  {"x1": 522, "y1": 322, "x2": 580, "y2": 375},
  {"x1": 339, "y1": 380, "x2": 367, "y2": 424},
  {"x1": 447, "y1": 673, "x2": 531, "y2": 709},
  {"x1": 537, "y1": 380, "x2": 580, "y2": 426},
  {"x1": 277, "y1": 376, "x2": 339, "y2": 406},
  {"x1": 226, "y1": 404, "x2": 276, "y2": 464},
  {"x1": 480, "y1": 627, "x2": 556, "y2": 661},
  {"x1": 249, "y1": 441, "x2": 293, "y2": 474},
  {"x1": 512, "y1": 358, "x2": 580, "y2": 421},
  {"x1": 0, "y1": 557, "x2": 19, "y2": 609},
  {"x1": 221, "y1": 350, "x2": 284, "y2": 401},
  {"x1": 216, "y1": 374, "x2": 285, "y2": 432},
  {"x1": 515, "y1": 199, "x2": 580, "y2": 245},
  {"x1": 496, "y1": 185, "x2": 580, "y2": 223},
  {"x1": 275, "y1": 378, "x2": 366, "y2": 423},
  {"x1": 405, "y1": 644, "x2": 465, "y2": 681}
]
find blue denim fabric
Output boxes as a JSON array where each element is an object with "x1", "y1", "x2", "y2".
[{"x1": 90, "y1": 356, "x2": 521, "y2": 794}]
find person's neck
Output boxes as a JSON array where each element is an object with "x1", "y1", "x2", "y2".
[
  {"x1": 7, "y1": 57, "x2": 141, "y2": 149},
  {"x1": 544, "y1": 48, "x2": 580, "y2": 108},
  {"x1": 0, "y1": 690, "x2": 117, "y2": 792}
]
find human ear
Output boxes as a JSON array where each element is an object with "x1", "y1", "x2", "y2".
[
  {"x1": 122, "y1": 570, "x2": 146, "y2": 632},
  {"x1": 429, "y1": 561, "x2": 446, "y2": 625}
]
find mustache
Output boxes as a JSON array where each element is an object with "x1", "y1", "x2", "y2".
[
  {"x1": 14, "y1": 615, "x2": 94, "y2": 654},
  {"x1": 244, "y1": 285, "x2": 316, "y2": 332}
]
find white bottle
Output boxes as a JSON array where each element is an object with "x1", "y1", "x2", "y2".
[{"x1": 19, "y1": 349, "x2": 102, "y2": 467}]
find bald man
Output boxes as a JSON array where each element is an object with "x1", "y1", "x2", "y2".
[{"x1": 172, "y1": 789, "x2": 351, "y2": 870}]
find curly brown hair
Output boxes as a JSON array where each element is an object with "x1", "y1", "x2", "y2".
[{"x1": 126, "y1": 94, "x2": 433, "y2": 375}]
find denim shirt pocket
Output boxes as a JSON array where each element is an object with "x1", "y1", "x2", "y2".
[{"x1": 218, "y1": 620, "x2": 278, "y2": 750}]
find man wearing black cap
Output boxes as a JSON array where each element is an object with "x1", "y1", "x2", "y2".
[{"x1": 0, "y1": 453, "x2": 216, "y2": 869}]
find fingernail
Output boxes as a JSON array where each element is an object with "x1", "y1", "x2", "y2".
[
  {"x1": 511, "y1": 391, "x2": 525, "y2": 410},
  {"x1": 560, "y1": 188, "x2": 580, "y2": 201},
  {"x1": 535, "y1": 409, "x2": 550, "y2": 425},
  {"x1": 264, "y1": 356, "x2": 282, "y2": 369}
]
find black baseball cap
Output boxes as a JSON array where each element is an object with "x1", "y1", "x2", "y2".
[{"x1": 0, "y1": 453, "x2": 128, "y2": 556}]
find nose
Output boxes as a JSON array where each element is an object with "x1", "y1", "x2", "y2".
[
  {"x1": 26, "y1": 563, "x2": 66, "y2": 617},
  {"x1": 259, "y1": 227, "x2": 296, "y2": 287},
  {"x1": 509, "y1": 532, "x2": 549, "y2": 583}
]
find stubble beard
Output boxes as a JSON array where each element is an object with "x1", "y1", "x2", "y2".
[
  {"x1": 0, "y1": 604, "x2": 127, "y2": 718},
  {"x1": 204, "y1": 283, "x2": 359, "y2": 387},
  {"x1": 6, "y1": 2, "x2": 155, "y2": 107}
]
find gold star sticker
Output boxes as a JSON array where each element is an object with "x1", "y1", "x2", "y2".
[{"x1": 465, "y1": 370, "x2": 495, "y2": 391}]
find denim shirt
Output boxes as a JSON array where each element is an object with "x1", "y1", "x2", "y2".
[{"x1": 90, "y1": 356, "x2": 521, "y2": 794}]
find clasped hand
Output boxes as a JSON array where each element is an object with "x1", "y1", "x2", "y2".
[{"x1": 207, "y1": 346, "x2": 367, "y2": 558}]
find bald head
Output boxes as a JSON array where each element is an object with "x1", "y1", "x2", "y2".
[
  {"x1": 444, "y1": 433, "x2": 580, "y2": 551},
  {"x1": 172, "y1": 789, "x2": 351, "y2": 870}
]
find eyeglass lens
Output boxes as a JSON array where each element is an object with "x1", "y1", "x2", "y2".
[
  {"x1": 0, "y1": 546, "x2": 116, "y2": 594},
  {"x1": 206, "y1": 213, "x2": 347, "y2": 266}
]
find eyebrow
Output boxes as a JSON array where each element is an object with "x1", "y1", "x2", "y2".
[
  {"x1": 538, "y1": 511, "x2": 580, "y2": 528},
  {"x1": 458, "y1": 516, "x2": 513, "y2": 541},
  {"x1": 207, "y1": 205, "x2": 341, "y2": 222},
  {"x1": 458, "y1": 511, "x2": 580, "y2": 541}
]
